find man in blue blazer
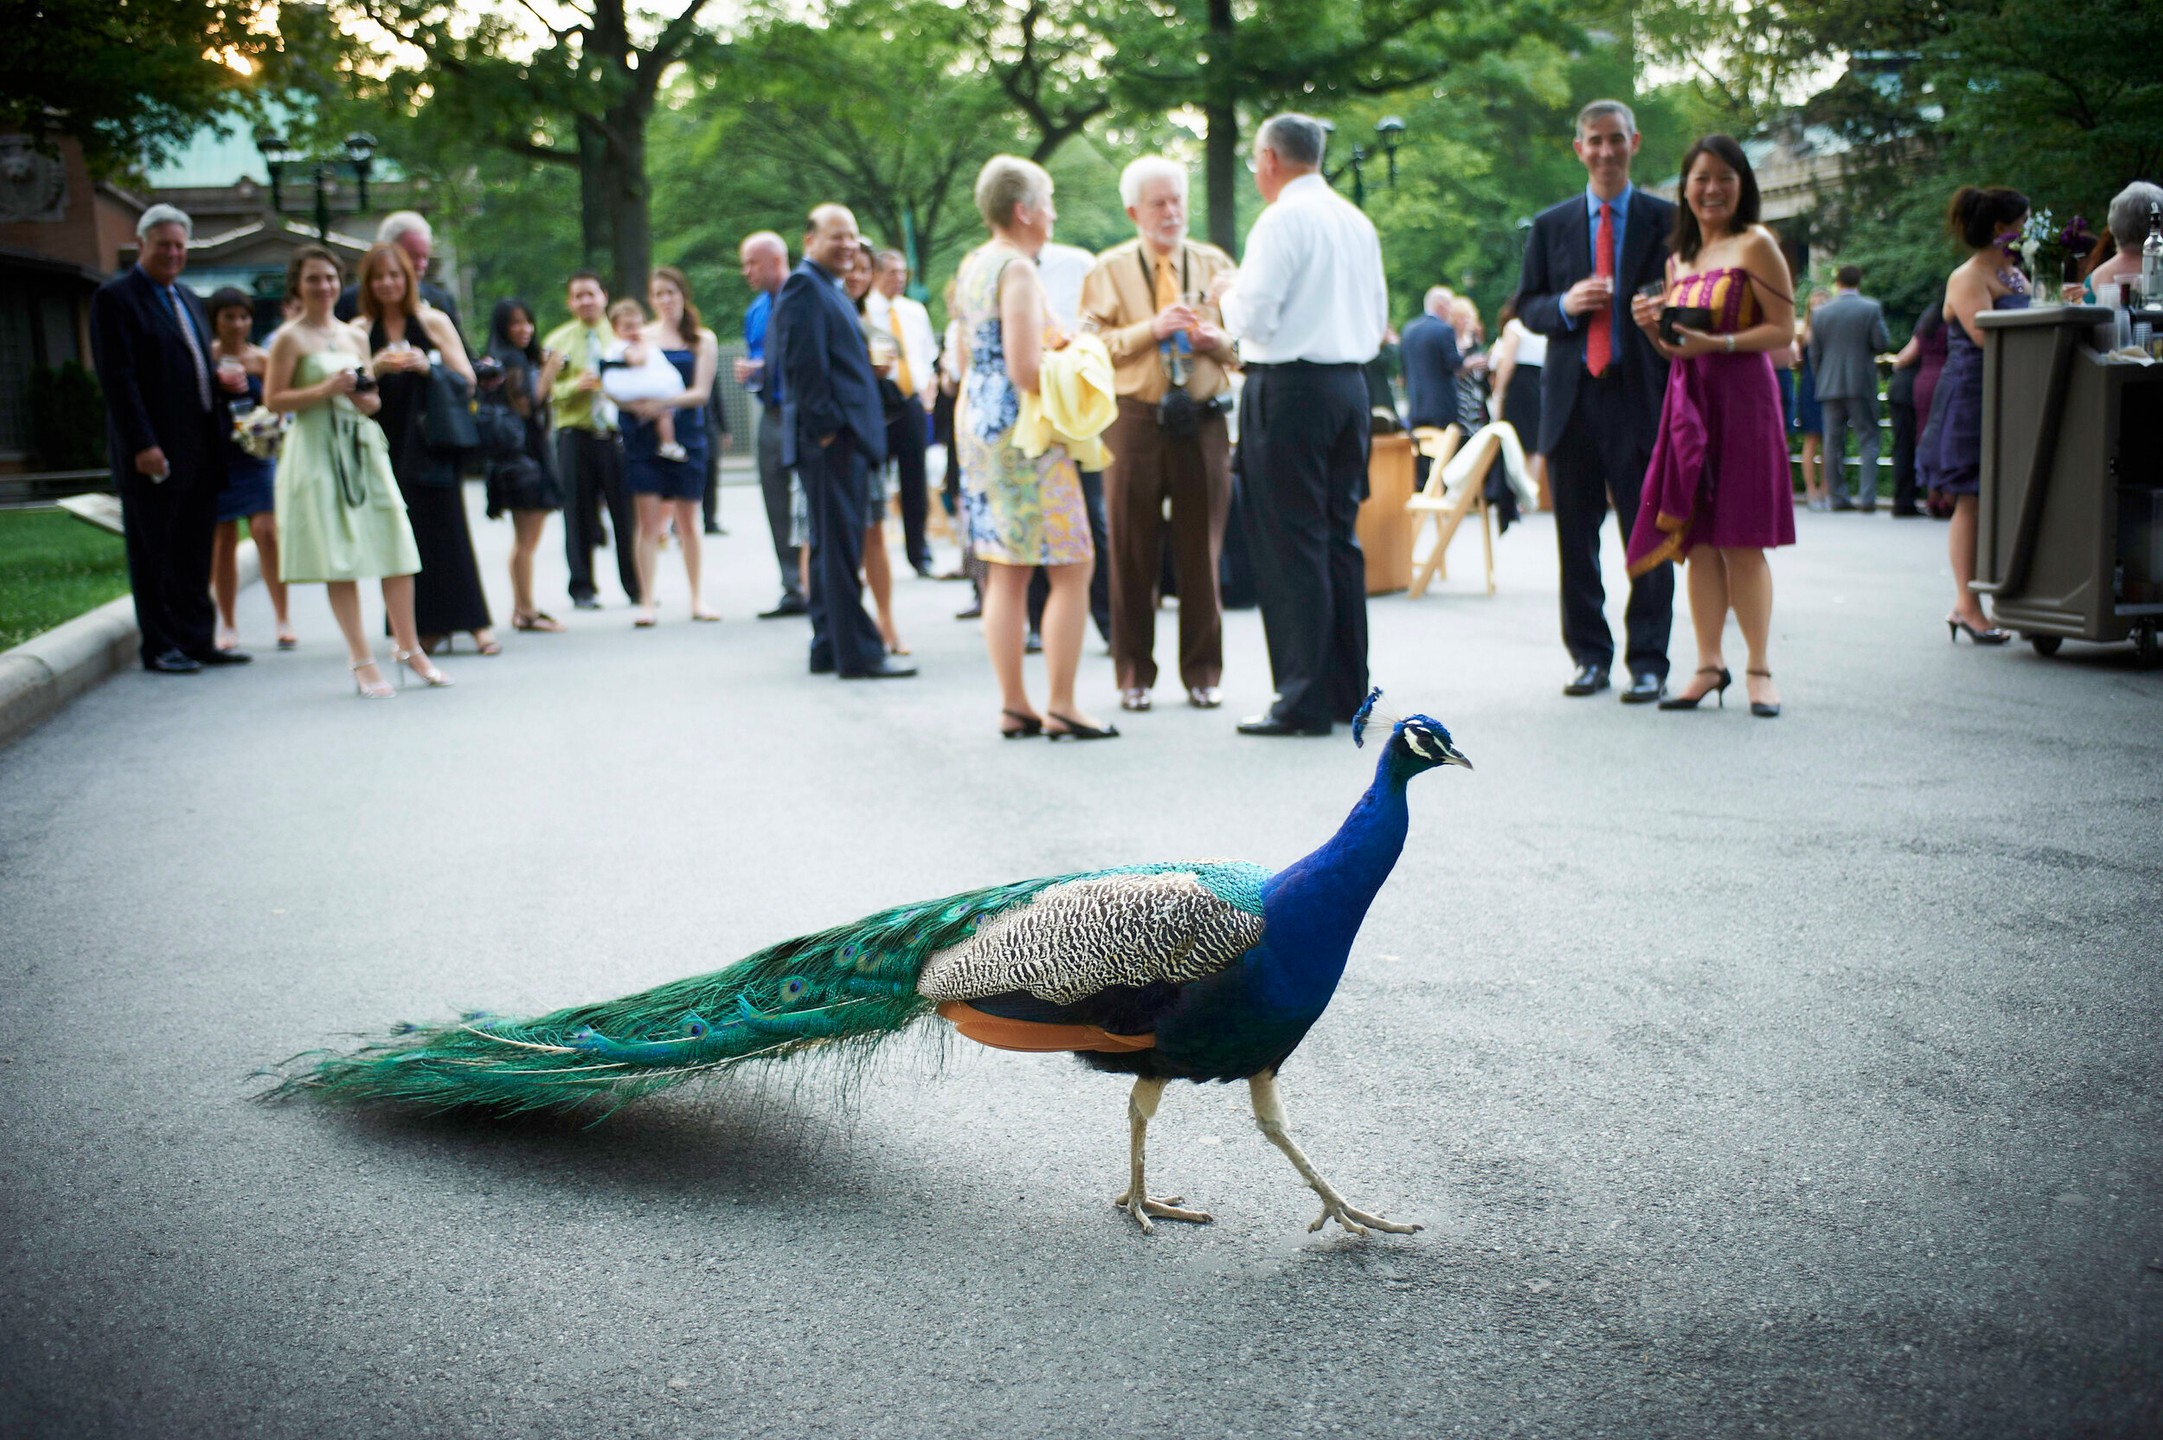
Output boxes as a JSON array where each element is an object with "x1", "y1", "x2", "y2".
[
  {"x1": 88, "y1": 205, "x2": 242, "y2": 674},
  {"x1": 1516, "y1": 100, "x2": 1675, "y2": 703},
  {"x1": 772, "y1": 204, "x2": 914, "y2": 679},
  {"x1": 1399, "y1": 286, "x2": 1464, "y2": 486}
]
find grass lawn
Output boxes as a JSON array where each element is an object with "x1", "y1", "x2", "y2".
[{"x1": 0, "y1": 509, "x2": 132, "y2": 652}]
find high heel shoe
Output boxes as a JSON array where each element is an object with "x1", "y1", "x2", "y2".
[
  {"x1": 1045, "y1": 712, "x2": 1120, "y2": 741},
  {"x1": 351, "y1": 658, "x2": 394, "y2": 699},
  {"x1": 1658, "y1": 665, "x2": 1731, "y2": 710},
  {"x1": 999, "y1": 709, "x2": 1043, "y2": 739},
  {"x1": 1947, "y1": 614, "x2": 2011, "y2": 645},
  {"x1": 1747, "y1": 668, "x2": 1780, "y2": 718},
  {"x1": 394, "y1": 647, "x2": 453, "y2": 688}
]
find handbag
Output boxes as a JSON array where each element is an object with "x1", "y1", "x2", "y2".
[
  {"x1": 473, "y1": 397, "x2": 526, "y2": 459},
  {"x1": 423, "y1": 365, "x2": 480, "y2": 458}
]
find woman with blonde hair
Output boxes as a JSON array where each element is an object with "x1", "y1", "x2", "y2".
[
  {"x1": 354, "y1": 241, "x2": 491, "y2": 660},
  {"x1": 263, "y1": 246, "x2": 435, "y2": 697},
  {"x1": 953, "y1": 155, "x2": 1112, "y2": 739}
]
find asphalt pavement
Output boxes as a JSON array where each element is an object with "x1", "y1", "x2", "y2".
[{"x1": 2, "y1": 481, "x2": 2158, "y2": 1439}]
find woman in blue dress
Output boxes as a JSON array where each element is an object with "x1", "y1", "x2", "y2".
[
  {"x1": 1920, "y1": 185, "x2": 2030, "y2": 644},
  {"x1": 207, "y1": 287, "x2": 295, "y2": 651},
  {"x1": 1792, "y1": 289, "x2": 1827, "y2": 510},
  {"x1": 621, "y1": 266, "x2": 720, "y2": 627}
]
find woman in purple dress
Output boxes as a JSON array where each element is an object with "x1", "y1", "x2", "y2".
[
  {"x1": 1626, "y1": 135, "x2": 1796, "y2": 718},
  {"x1": 1918, "y1": 186, "x2": 2030, "y2": 644}
]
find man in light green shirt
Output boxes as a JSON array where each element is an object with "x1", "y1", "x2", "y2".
[{"x1": 544, "y1": 270, "x2": 638, "y2": 608}]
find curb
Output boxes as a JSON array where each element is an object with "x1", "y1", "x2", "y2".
[{"x1": 0, "y1": 540, "x2": 261, "y2": 754}]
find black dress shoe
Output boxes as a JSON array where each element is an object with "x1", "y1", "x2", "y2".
[
  {"x1": 145, "y1": 649, "x2": 202, "y2": 674},
  {"x1": 808, "y1": 654, "x2": 836, "y2": 675},
  {"x1": 703, "y1": 522, "x2": 724, "y2": 536},
  {"x1": 1890, "y1": 507, "x2": 1925, "y2": 518},
  {"x1": 1830, "y1": 496, "x2": 1856, "y2": 512},
  {"x1": 759, "y1": 596, "x2": 809, "y2": 619},
  {"x1": 1024, "y1": 630, "x2": 1042, "y2": 655},
  {"x1": 1236, "y1": 713, "x2": 1331, "y2": 737},
  {"x1": 1620, "y1": 671, "x2": 1666, "y2": 704},
  {"x1": 572, "y1": 597, "x2": 603, "y2": 611},
  {"x1": 1562, "y1": 663, "x2": 1610, "y2": 697},
  {"x1": 840, "y1": 658, "x2": 918, "y2": 679},
  {"x1": 195, "y1": 648, "x2": 253, "y2": 666},
  {"x1": 954, "y1": 602, "x2": 983, "y2": 620}
]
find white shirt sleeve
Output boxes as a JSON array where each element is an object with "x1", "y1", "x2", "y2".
[{"x1": 1221, "y1": 206, "x2": 1298, "y2": 350}]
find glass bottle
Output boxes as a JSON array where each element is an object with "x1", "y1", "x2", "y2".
[{"x1": 2142, "y1": 201, "x2": 2163, "y2": 309}]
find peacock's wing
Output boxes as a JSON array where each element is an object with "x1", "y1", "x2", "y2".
[{"x1": 915, "y1": 860, "x2": 1270, "y2": 1008}]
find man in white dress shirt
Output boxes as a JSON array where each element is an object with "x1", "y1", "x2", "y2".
[
  {"x1": 866, "y1": 250, "x2": 939, "y2": 575},
  {"x1": 1213, "y1": 112, "x2": 1389, "y2": 737}
]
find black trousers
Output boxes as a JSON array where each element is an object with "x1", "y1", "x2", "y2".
[
  {"x1": 1548, "y1": 374, "x2": 1672, "y2": 678},
  {"x1": 885, "y1": 402, "x2": 931, "y2": 571},
  {"x1": 700, "y1": 410, "x2": 726, "y2": 532},
  {"x1": 1027, "y1": 468, "x2": 1112, "y2": 642},
  {"x1": 755, "y1": 407, "x2": 802, "y2": 602},
  {"x1": 120, "y1": 463, "x2": 218, "y2": 665},
  {"x1": 1238, "y1": 363, "x2": 1370, "y2": 730},
  {"x1": 560, "y1": 428, "x2": 637, "y2": 604},
  {"x1": 799, "y1": 430, "x2": 888, "y2": 675},
  {"x1": 1889, "y1": 396, "x2": 1920, "y2": 512}
]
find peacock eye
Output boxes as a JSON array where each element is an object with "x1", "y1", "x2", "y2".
[{"x1": 780, "y1": 977, "x2": 808, "y2": 1003}]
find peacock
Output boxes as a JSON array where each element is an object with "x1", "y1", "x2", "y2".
[{"x1": 262, "y1": 692, "x2": 1471, "y2": 1235}]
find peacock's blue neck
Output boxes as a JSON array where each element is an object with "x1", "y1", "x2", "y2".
[{"x1": 1254, "y1": 748, "x2": 1412, "y2": 1010}]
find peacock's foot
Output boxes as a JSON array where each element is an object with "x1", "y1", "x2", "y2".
[
  {"x1": 1112, "y1": 1191, "x2": 1214, "y2": 1235},
  {"x1": 1307, "y1": 1190, "x2": 1422, "y2": 1237}
]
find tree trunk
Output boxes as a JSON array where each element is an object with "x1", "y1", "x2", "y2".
[
  {"x1": 1204, "y1": 0, "x2": 1239, "y2": 254},
  {"x1": 576, "y1": 116, "x2": 613, "y2": 270},
  {"x1": 604, "y1": 103, "x2": 651, "y2": 299}
]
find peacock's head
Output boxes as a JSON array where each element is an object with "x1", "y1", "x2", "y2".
[{"x1": 1353, "y1": 688, "x2": 1472, "y2": 774}]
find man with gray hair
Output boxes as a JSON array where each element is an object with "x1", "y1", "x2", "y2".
[
  {"x1": 1211, "y1": 113, "x2": 1389, "y2": 737},
  {"x1": 1399, "y1": 284, "x2": 1465, "y2": 480},
  {"x1": 335, "y1": 210, "x2": 462, "y2": 332},
  {"x1": 735, "y1": 230, "x2": 807, "y2": 616},
  {"x1": 88, "y1": 205, "x2": 243, "y2": 671},
  {"x1": 1515, "y1": 98, "x2": 1676, "y2": 703},
  {"x1": 1080, "y1": 154, "x2": 1240, "y2": 713}
]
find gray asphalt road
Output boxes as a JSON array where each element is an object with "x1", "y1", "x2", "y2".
[{"x1": 3, "y1": 488, "x2": 2159, "y2": 1439}]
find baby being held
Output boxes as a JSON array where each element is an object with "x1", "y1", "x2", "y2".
[{"x1": 599, "y1": 298, "x2": 688, "y2": 461}]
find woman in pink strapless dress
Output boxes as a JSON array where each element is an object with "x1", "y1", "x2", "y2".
[{"x1": 1626, "y1": 135, "x2": 1797, "y2": 718}]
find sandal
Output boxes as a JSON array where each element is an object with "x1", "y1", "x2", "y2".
[
  {"x1": 1000, "y1": 709, "x2": 1043, "y2": 739},
  {"x1": 394, "y1": 647, "x2": 453, "y2": 688},
  {"x1": 1045, "y1": 712, "x2": 1120, "y2": 741},
  {"x1": 512, "y1": 611, "x2": 565, "y2": 633},
  {"x1": 691, "y1": 609, "x2": 722, "y2": 623},
  {"x1": 472, "y1": 630, "x2": 502, "y2": 656},
  {"x1": 1746, "y1": 669, "x2": 1781, "y2": 719}
]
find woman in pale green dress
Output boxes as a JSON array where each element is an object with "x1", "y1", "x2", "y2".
[{"x1": 264, "y1": 246, "x2": 441, "y2": 698}]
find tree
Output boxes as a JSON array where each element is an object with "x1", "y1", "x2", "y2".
[
  {"x1": 3, "y1": 0, "x2": 269, "y2": 175},
  {"x1": 1094, "y1": 0, "x2": 1563, "y2": 251},
  {"x1": 275, "y1": 0, "x2": 725, "y2": 296}
]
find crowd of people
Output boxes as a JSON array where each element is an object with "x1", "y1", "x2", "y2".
[{"x1": 87, "y1": 111, "x2": 2154, "y2": 722}]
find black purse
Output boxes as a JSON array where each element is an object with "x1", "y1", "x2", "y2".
[{"x1": 423, "y1": 365, "x2": 480, "y2": 459}]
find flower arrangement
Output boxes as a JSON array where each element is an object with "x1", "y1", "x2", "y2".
[
  {"x1": 232, "y1": 404, "x2": 289, "y2": 460},
  {"x1": 2019, "y1": 209, "x2": 2063, "y2": 291}
]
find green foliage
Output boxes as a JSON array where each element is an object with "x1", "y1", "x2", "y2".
[
  {"x1": 1, "y1": 0, "x2": 271, "y2": 176},
  {"x1": 27, "y1": 363, "x2": 107, "y2": 471},
  {"x1": 0, "y1": 511, "x2": 130, "y2": 652}
]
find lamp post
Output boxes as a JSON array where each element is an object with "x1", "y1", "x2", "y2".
[
  {"x1": 1322, "y1": 117, "x2": 1409, "y2": 210},
  {"x1": 254, "y1": 131, "x2": 377, "y2": 241}
]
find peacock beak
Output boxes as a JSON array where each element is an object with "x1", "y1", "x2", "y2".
[{"x1": 1440, "y1": 742, "x2": 1473, "y2": 770}]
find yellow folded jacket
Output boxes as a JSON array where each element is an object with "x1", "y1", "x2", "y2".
[{"x1": 1015, "y1": 334, "x2": 1116, "y2": 471}]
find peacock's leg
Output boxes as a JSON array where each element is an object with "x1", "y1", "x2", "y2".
[
  {"x1": 1248, "y1": 1070, "x2": 1421, "y2": 1237},
  {"x1": 1112, "y1": 1075, "x2": 1213, "y2": 1234}
]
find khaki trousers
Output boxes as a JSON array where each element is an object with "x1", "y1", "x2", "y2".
[{"x1": 1102, "y1": 397, "x2": 1231, "y2": 693}]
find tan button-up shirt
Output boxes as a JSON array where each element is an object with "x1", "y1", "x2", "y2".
[{"x1": 1078, "y1": 237, "x2": 1239, "y2": 404}]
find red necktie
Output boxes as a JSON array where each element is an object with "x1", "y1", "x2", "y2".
[{"x1": 1587, "y1": 202, "x2": 1615, "y2": 378}]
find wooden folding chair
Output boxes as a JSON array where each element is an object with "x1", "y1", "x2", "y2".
[{"x1": 1404, "y1": 424, "x2": 1497, "y2": 598}]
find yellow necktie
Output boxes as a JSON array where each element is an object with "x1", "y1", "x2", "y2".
[
  {"x1": 892, "y1": 320, "x2": 914, "y2": 398},
  {"x1": 1154, "y1": 254, "x2": 1178, "y2": 312}
]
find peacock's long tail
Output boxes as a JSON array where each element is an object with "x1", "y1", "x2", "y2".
[{"x1": 258, "y1": 875, "x2": 1066, "y2": 1115}]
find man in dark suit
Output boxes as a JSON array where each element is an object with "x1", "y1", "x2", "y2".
[
  {"x1": 1400, "y1": 285, "x2": 1464, "y2": 486},
  {"x1": 1516, "y1": 99, "x2": 1676, "y2": 703},
  {"x1": 88, "y1": 205, "x2": 245, "y2": 674},
  {"x1": 773, "y1": 204, "x2": 914, "y2": 680},
  {"x1": 335, "y1": 211, "x2": 462, "y2": 337}
]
